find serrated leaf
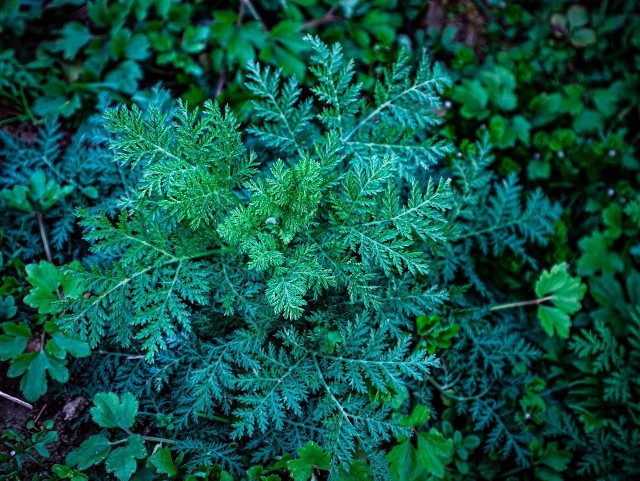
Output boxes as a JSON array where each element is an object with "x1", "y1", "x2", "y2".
[
  {"x1": 535, "y1": 263, "x2": 586, "y2": 313},
  {"x1": 125, "y1": 34, "x2": 151, "y2": 60},
  {"x1": 578, "y1": 232, "x2": 624, "y2": 275},
  {"x1": 387, "y1": 439, "x2": 428, "y2": 481},
  {"x1": 48, "y1": 333, "x2": 91, "y2": 358},
  {"x1": 416, "y1": 429, "x2": 454, "y2": 478},
  {"x1": 91, "y1": 392, "x2": 139, "y2": 429},
  {"x1": 0, "y1": 184, "x2": 31, "y2": 211},
  {"x1": 148, "y1": 447, "x2": 177, "y2": 477},
  {"x1": 105, "y1": 435, "x2": 147, "y2": 481},
  {"x1": 24, "y1": 261, "x2": 61, "y2": 314},
  {"x1": 0, "y1": 322, "x2": 31, "y2": 360},
  {"x1": 7, "y1": 351, "x2": 69, "y2": 401},
  {"x1": 538, "y1": 304, "x2": 571, "y2": 338},
  {"x1": 335, "y1": 459, "x2": 374, "y2": 481},
  {"x1": 0, "y1": 295, "x2": 17, "y2": 319},
  {"x1": 66, "y1": 435, "x2": 112, "y2": 470},
  {"x1": 182, "y1": 25, "x2": 209, "y2": 53},
  {"x1": 104, "y1": 60, "x2": 142, "y2": 94},
  {"x1": 399, "y1": 404, "x2": 431, "y2": 427},
  {"x1": 287, "y1": 441, "x2": 330, "y2": 481},
  {"x1": 539, "y1": 442, "x2": 572, "y2": 471},
  {"x1": 54, "y1": 22, "x2": 92, "y2": 59}
]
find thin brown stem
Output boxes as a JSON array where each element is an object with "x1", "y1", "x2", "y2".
[
  {"x1": 121, "y1": 427, "x2": 177, "y2": 445},
  {"x1": 489, "y1": 295, "x2": 554, "y2": 311},
  {"x1": 141, "y1": 435, "x2": 177, "y2": 445},
  {"x1": 214, "y1": 65, "x2": 227, "y2": 99},
  {"x1": 0, "y1": 390, "x2": 33, "y2": 409},
  {"x1": 34, "y1": 403, "x2": 48, "y2": 423},
  {"x1": 302, "y1": 8, "x2": 340, "y2": 30},
  {"x1": 237, "y1": 0, "x2": 245, "y2": 24},
  {"x1": 241, "y1": 0, "x2": 267, "y2": 32},
  {"x1": 36, "y1": 211, "x2": 53, "y2": 264}
]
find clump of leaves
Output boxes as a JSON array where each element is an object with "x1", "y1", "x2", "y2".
[
  {"x1": 0, "y1": 420, "x2": 58, "y2": 479},
  {"x1": 66, "y1": 392, "x2": 180, "y2": 481},
  {"x1": 56, "y1": 37, "x2": 455, "y2": 479}
]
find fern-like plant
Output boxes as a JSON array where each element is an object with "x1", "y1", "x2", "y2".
[
  {"x1": 53, "y1": 37, "x2": 454, "y2": 478},
  {"x1": 52, "y1": 37, "x2": 560, "y2": 478}
]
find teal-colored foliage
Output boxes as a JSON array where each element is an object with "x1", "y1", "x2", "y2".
[
  {"x1": 0, "y1": 1, "x2": 639, "y2": 480},
  {"x1": 0, "y1": 105, "x2": 135, "y2": 262},
  {"x1": 52, "y1": 38, "x2": 459, "y2": 478}
]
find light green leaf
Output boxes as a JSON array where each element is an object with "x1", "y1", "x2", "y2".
[
  {"x1": 24, "y1": 261, "x2": 61, "y2": 314},
  {"x1": 52, "y1": 463, "x2": 90, "y2": 481},
  {"x1": 66, "y1": 435, "x2": 112, "y2": 470},
  {"x1": 539, "y1": 442, "x2": 572, "y2": 471},
  {"x1": 287, "y1": 441, "x2": 330, "y2": 481},
  {"x1": 535, "y1": 263, "x2": 587, "y2": 314},
  {"x1": 399, "y1": 404, "x2": 431, "y2": 427},
  {"x1": 49, "y1": 333, "x2": 91, "y2": 358},
  {"x1": 387, "y1": 439, "x2": 427, "y2": 481},
  {"x1": 0, "y1": 185, "x2": 31, "y2": 211},
  {"x1": 450, "y1": 79, "x2": 489, "y2": 119},
  {"x1": 335, "y1": 459, "x2": 374, "y2": 481},
  {"x1": 148, "y1": 446, "x2": 178, "y2": 477},
  {"x1": 463, "y1": 434, "x2": 481, "y2": 451},
  {"x1": 0, "y1": 322, "x2": 31, "y2": 360},
  {"x1": 105, "y1": 435, "x2": 147, "y2": 481},
  {"x1": 416, "y1": 429, "x2": 454, "y2": 478},
  {"x1": 7, "y1": 350, "x2": 69, "y2": 401},
  {"x1": 91, "y1": 392, "x2": 139, "y2": 429},
  {"x1": 538, "y1": 304, "x2": 571, "y2": 338},
  {"x1": 535, "y1": 263, "x2": 586, "y2": 338}
]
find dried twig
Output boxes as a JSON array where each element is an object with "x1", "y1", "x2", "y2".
[{"x1": 0, "y1": 390, "x2": 33, "y2": 410}]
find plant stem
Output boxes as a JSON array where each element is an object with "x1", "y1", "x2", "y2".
[
  {"x1": 302, "y1": 7, "x2": 339, "y2": 30},
  {"x1": 427, "y1": 376, "x2": 492, "y2": 402},
  {"x1": 36, "y1": 211, "x2": 53, "y2": 264},
  {"x1": 489, "y1": 295, "x2": 554, "y2": 311},
  {"x1": 0, "y1": 390, "x2": 33, "y2": 409},
  {"x1": 120, "y1": 428, "x2": 178, "y2": 445},
  {"x1": 214, "y1": 65, "x2": 227, "y2": 99},
  {"x1": 241, "y1": 0, "x2": 267, "y2": 32},
  {"x1": 98, "y1": 350, "x2": 145, "y2": 359},
  {"x1": 141, "y1": 435, "x2": 177, "y2": 445}
]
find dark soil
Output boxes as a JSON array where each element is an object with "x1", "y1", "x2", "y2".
[{"x1": 1, "y1": 371, "x2": 94, "y2": 476}]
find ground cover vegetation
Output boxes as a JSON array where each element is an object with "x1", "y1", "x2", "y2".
[{"x1": 0, "y1": 0, "x2": 638, "y2": 480}]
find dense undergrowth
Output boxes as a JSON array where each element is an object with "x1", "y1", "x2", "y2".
[{"x1": 1, "y1": 1, "x2": 639, "y2": 480}]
